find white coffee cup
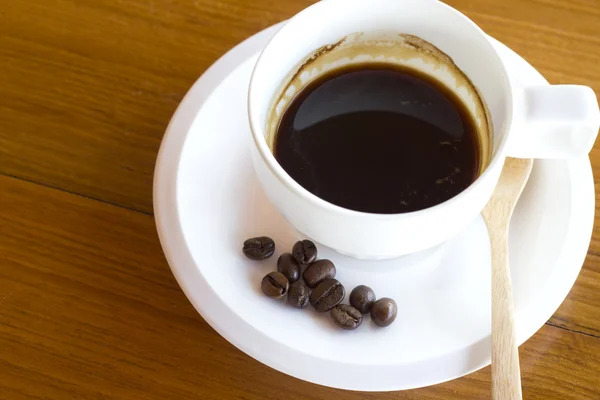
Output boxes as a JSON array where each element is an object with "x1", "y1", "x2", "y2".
[{"x1": 248, "y1": 0, "x2": 599, "y2": 259}]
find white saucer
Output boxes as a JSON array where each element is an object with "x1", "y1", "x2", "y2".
[{"x1": 153, "y1": 23, "x2": 594, "y2": 391}]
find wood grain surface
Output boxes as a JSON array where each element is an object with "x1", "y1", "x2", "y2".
[
  {"x1": 483, "y1": 159, "x2": 534, "y2": 400},
  {"x1": 1, "y1": 0, "x2": 599, "y2": 399}
]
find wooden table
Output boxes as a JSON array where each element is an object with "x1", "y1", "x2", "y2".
[{"x1": 1, "y1": 0, "x2": 599, "y2": 398}]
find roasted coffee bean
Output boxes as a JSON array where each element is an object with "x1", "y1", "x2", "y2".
[
  {"x1": 288, "y1": 280, "x2": 311, "y2": 309},
  {"x1": 310, "y1": 279, "x2": 345, "y2": 312},
  {"x1": 261, "y1": 272, "x2": 289, "y2": 298},
  {"x1": 292, "y1": 239, "x2": 317, "y2": 265},
  {"x1": 371, "y1": 298, "x2": 397, "y2": 327},
  {"x1": 331, "y1": 304, "x2": 363, "y2": 330},
  {"x1": 243, "y1": 236, "x2": 275, "y2": 260},
  {"x1": 277, "y1": 253, "x2": 301, "y2": 283},
  {"x1": 303, "y1": 259, "x2": 336, "y2": 288},
  {"x1": 349, "y1": 285, "x2": 376, "y2": 314}
]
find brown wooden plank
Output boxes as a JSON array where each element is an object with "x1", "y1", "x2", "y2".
[
  {"x1": 0, "y1": 0, "x2": 314, "y2": 214},
  {"x1": 1, "y1": 0, "x2": 599, "y2": 214},
  {"x1": 1, "y1": 174, "x2": 599, "y2": 399},
  {"x1": 549, "y1": 252, "x2": 600, "y2": 337},
  {"x1": 2, "y1": 0, "x2": 600, "y2": 397},
  {"x1": 3, "y1": 0, "x2": 598, "y2": 337}
]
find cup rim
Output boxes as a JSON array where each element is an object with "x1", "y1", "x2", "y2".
[{"x1": 248, "y1": 0, "x2": 513, "y2": 220}]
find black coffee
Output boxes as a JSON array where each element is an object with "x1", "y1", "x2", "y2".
[{"x1": 274, "y1": 63, "x2": 481, "y2": 214}]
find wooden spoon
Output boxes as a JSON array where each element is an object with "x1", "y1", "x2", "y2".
[{"x1": 482, "y1": 157, "x2": 534, "y2": 400}]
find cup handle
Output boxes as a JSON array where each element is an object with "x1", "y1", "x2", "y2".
[{"x1": 507, "y1": 85, "x2": 600, "y2": 159}]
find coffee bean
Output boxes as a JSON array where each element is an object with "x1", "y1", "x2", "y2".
[
  {"x1": 371, "y1": 298, "x2": 397, "y2": 327},
  {"x1": 243, "y1": 236, "x2": 275, "y2": 260},
  {"x1": 288, "y1": 280, "x2": 311, "y2": 309},
  {"x1": 349, "y1": 285, "x2": 376, "y2": 314},
  {"x1": 277, "y1": 253, "x2": 301, "y2": 283},
  {"x1": 303, "y1": 259, "x2": 336, "y2": 288},
  {"x1": 331, "y1": 304, "x2": 363, "y2": 330},
  {"x1": 310, "y1": 279, "x2": 345, "y2": 312},
  {"x1": 292, "y1": 239, "x2": 317, "y2": 265},
  {"x1": 261, "y1": 272, "x2": 289, "y2": 298}
]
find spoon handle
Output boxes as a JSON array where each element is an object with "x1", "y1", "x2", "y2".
[{"x1": 487, "y1": 221, "x2": 523, "y2": 400}]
